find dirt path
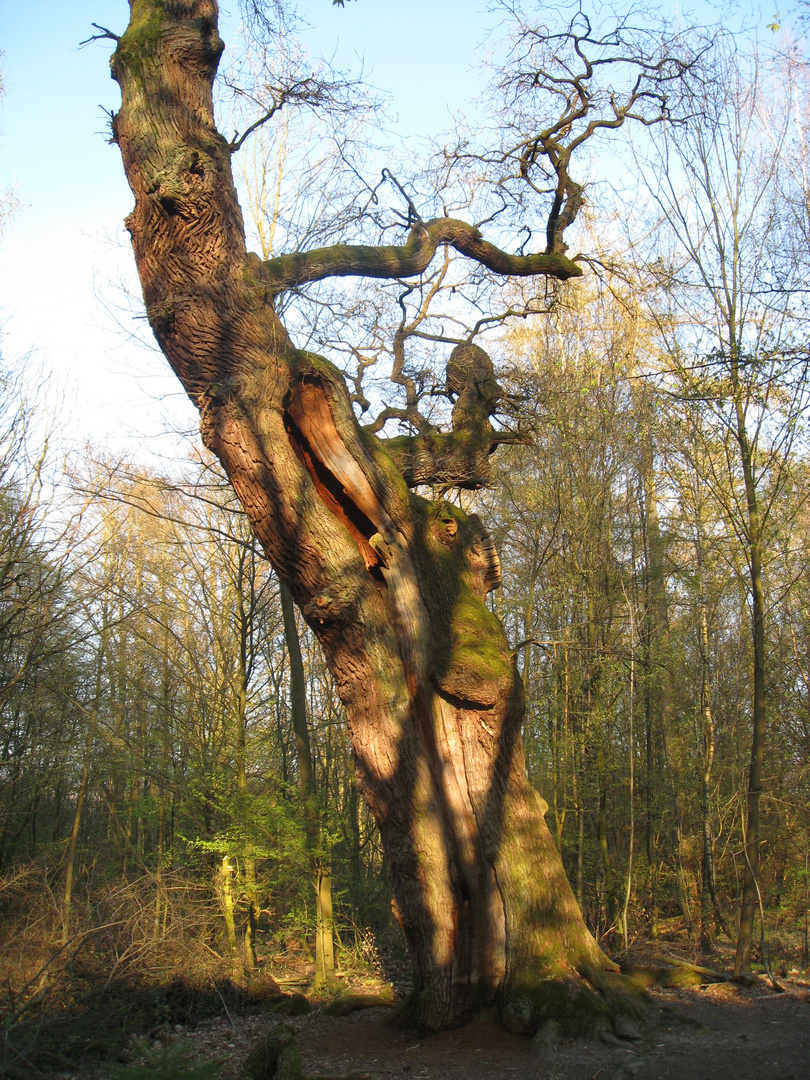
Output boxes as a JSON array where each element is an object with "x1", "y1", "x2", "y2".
[{"x1": 162, "y1": 979, "x2": 810, "y2": 1080}]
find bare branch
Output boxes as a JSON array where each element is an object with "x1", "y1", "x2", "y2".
[
  {"x1": 79, "y1": 23, "x2": 120, "y2": 47},
  {"x1": 446, "y1": 3, "x2": 705, "y2": 258},
  {"x1": 261, "y1": 216, "x2": 582, "y2": 290}
]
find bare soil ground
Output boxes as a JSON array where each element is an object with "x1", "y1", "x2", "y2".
[
  {"x1": 293, "y1": 980, "x2": 810, "y2": 1080},
  {"x1": 80, "y1": 972, "x2": 810, "y2": 1080}
]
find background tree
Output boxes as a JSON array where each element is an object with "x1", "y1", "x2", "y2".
[{"x1": 635, "y1": 35, "x2": 810, "y2": 970}]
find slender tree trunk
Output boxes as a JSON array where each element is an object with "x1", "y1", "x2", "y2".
[
  {"x1": 732, "y1": 367, "x2": 767, "y2": 973},
  {"x1": 220, "y1": 855, "x2": 239, "y2": 967},
  {"x1": 598, "y1": 753, "x2": 618, "y2": 939},
  {"x1": 551, "y1": 643, "x2": 567, "y2": 850},
  {"x1": 802, "y1": 824, "x2": 809, "y2": 968},
  {"x1": 52, "y1": 773, "x2": 62, "y2": 844},
  {"x1": 155, "y1": 790, "x2": 166, "y2": 937},
  {"x1": 586, "y1": 582, "x2": 618, "y2": 939},
  {"x1": 561, "y1": 647, "x2": 570, "y2": 852},
  {"x1": 697, "y1": 517, "x2": 715, "y2": 953},
  {"x1": 64, "y1": 632, "x2": 105, "y2": 943},
  {"x1": 280, "y1": 580, "x2": 335, "y2": 989},
  {"x1": 566, "y1": 645, "x2": 586, "y2": 908},
  {"x1": 234, "y1": 553, "x2": 258, "y2": 971},
  {"x1": 63, "y1": 756, "x2": 89, "y2": 945},
  {"x1": 347, "y1": 773, "x2": 362, "y2": 910},
  {"x1": 315, "y1": 865, "x2": 336, "y2": 985},
  {"x1": 693, "y1": 498, "x2": 730, "y2": 950},
  {"x1": 110, "y1": 1, "x2": 627, "y2": 1030},
  {"x1": 645, "y1": 720, "x2": 659, "y2": 938},
  {"x1": 621, "y1": 580, "x2": 636, "y2": 953},
  {"x1": 575, "y1": 768, "x2": 585, "y2": 910},
  {"x1": 638, "y1": 392, "x2": 669, "y2": 939},
  {"x1": 155, "y1": 574, "x2": 171, "y2": 939}
]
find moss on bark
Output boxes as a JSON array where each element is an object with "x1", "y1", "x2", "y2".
[{"x1": 501, "y1": 965, "x2": 650, "y2": 1037}]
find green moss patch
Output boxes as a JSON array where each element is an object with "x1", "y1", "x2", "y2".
[
  {"x1": 407, "y1": 500, "x2": 512, "y2": 701},
  {"x1": 265, "y1": 992, "x2": 313, "y2": 1016},
  {"x1": 322, "y1": 991, "x2": 394, "y2": 1016}
]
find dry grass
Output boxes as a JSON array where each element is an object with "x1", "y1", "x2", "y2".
[
  {"x1": 0, "y1": 861, "x2": 395, "y2": 1078},
  {"x1": 0, "y1": 863, "x2": 271, "y2": 1078}
]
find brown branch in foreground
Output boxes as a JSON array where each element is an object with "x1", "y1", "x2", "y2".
[{"x1": 261, "y1": 216, "x2": 583, "y2": 291}]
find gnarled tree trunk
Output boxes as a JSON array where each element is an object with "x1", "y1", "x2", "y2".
[{"x1": 109, "y1": 0, "x2": 635, "y2": 1033}]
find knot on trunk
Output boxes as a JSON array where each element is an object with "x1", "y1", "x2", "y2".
[
  {"x1": 150, "y1": 148, "x2": 210, "y2": 219},
  {"x1": 301, "y1": 587, "x2": 356, "y2": 626},
  {"x1": 446, "y1": 342, "x2": 501, "y2": 416}
]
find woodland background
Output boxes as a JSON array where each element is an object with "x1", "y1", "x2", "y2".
[{"x1": 2, "y1": 1, "x2": 810, "y2": 1072}]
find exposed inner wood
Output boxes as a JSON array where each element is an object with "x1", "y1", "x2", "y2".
[
  {"x1": 284, "y1": 376, "x2": 390, "y2": 579},
  {"x1": 284, "y1": 375, "x2": 434, "y2": 695}
]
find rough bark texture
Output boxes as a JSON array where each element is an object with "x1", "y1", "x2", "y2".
[{"x1": 110, "y1": 0, "x2": 628, "y2": 1033}]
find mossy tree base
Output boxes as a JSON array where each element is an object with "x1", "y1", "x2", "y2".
[
  {"x1": 502, "y1": 967, "x2": 650, "y2": 1039},
  {"x1": 389, "y1": 965, "x2": 650, "y2": 1040}
]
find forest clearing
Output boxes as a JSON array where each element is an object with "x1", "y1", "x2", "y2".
[{"x1": 2, "y1": 0, "x2": 810, "y2": 1076}]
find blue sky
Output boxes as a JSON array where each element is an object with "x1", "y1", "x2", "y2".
[
  {"x1": 0, "y1": 0, "x2": 782, "y2": 456},
  {"x1": 0, "y1": 0, "x2": 497, "y2": 454}
]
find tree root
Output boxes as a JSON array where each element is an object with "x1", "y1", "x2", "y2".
[
  {"x1": 386, "y1": 963, "x2": 652, "y2": 1039},
  {"x1": 501, "y1": 966, "x2": 651, "y2": 1039},
  {"x1": 617, "y1": 954, "x2": 775, "y2": 990}
]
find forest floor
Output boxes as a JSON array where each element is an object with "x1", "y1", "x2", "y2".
[
  {"x1": 6, "y1": 939, "x2": 810, "y2": 1079},
  {"x1": 63, "y1": 957, "x2": 810, "y2": 1080},
  {"x1": 270, "y1": 976, "x2": 810, "y2": 1080}
]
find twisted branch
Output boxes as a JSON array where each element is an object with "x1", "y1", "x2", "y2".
[{"x1": 261, "y1": 216, "x2": 582, "y2": 290}]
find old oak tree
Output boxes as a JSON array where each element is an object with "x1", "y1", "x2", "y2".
[{"x1": 105, "y1": 0, "x2": 687, "y2": 1035}]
